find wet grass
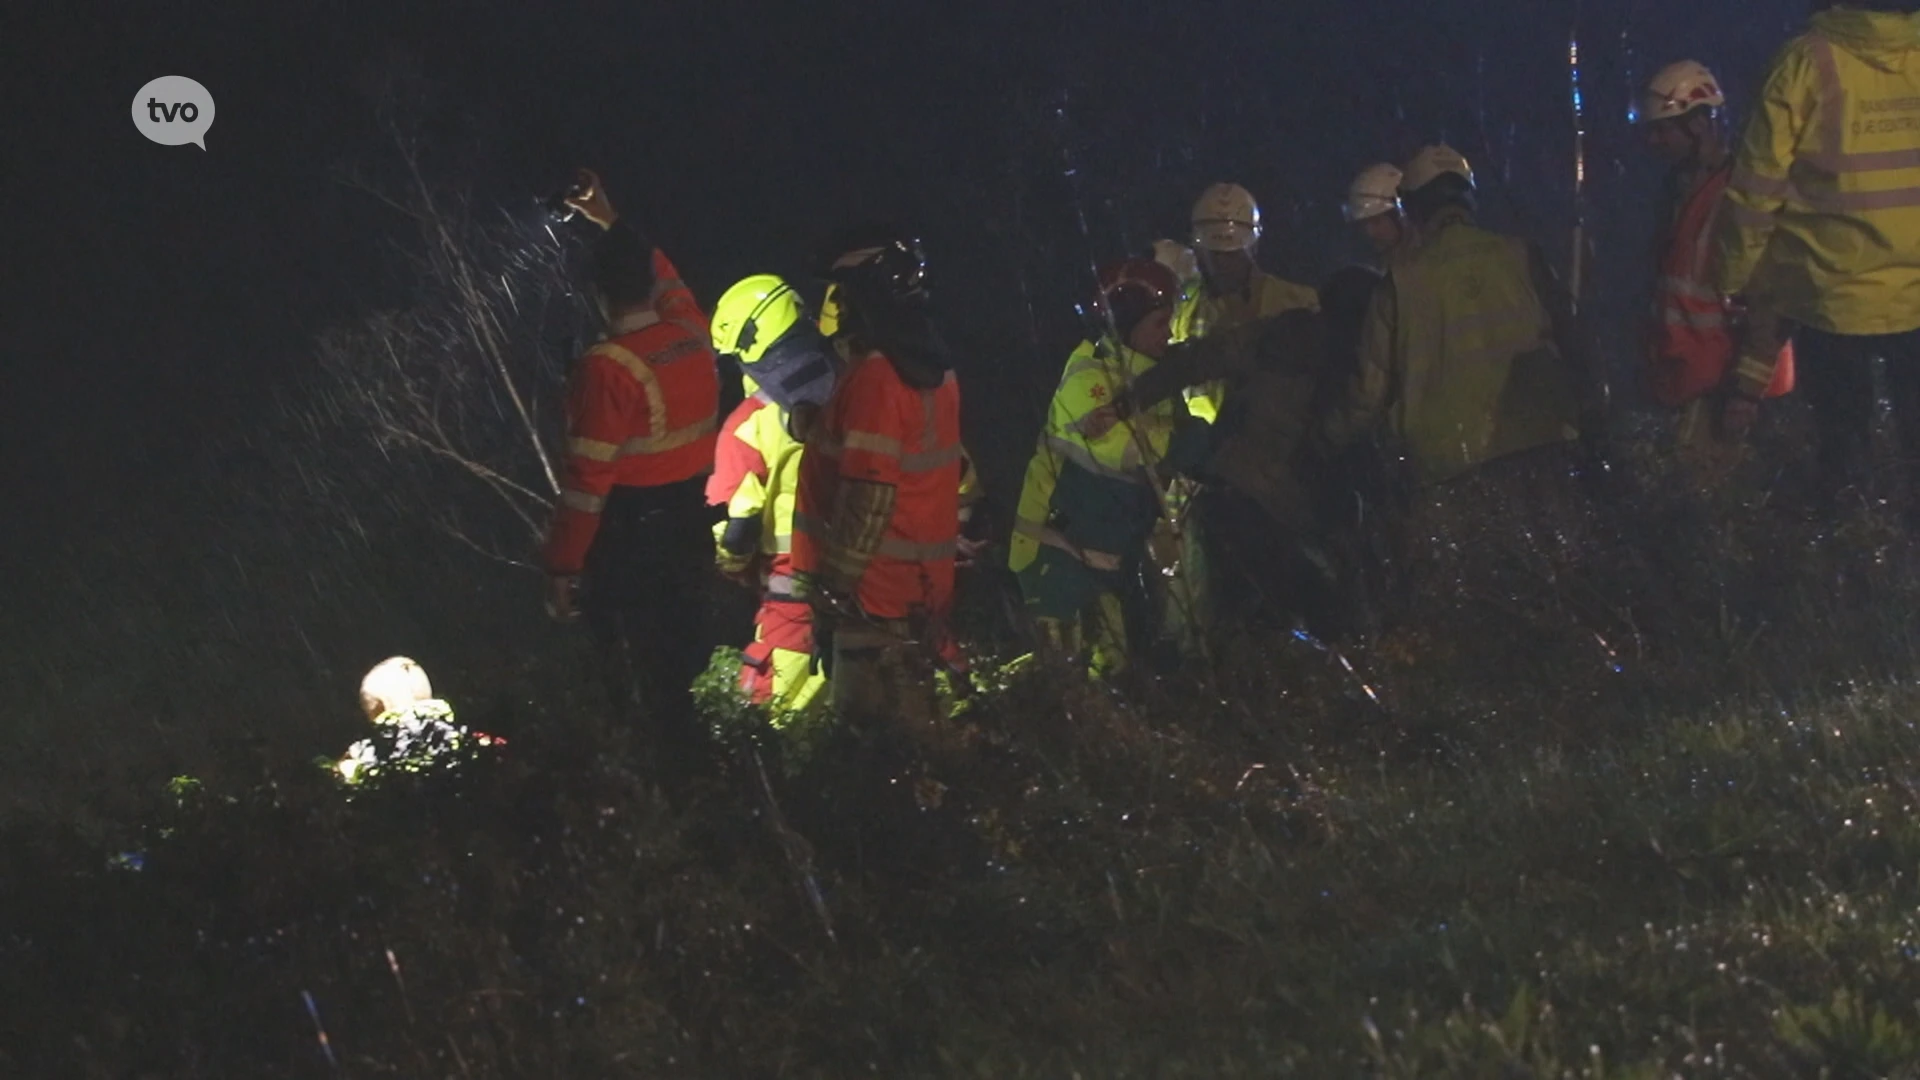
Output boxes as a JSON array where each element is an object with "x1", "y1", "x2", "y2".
[{"x1": 9, "y1": 437, "x2": 1920, "y2": 1076}]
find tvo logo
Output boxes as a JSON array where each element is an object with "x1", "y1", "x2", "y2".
[{"x1": 132, "y1": 76, "x2": 215, "y2": 150}]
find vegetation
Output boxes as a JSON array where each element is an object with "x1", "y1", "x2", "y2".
[{"x1": 9, "y1": 423, "x2": 1920, "y2": 1078}]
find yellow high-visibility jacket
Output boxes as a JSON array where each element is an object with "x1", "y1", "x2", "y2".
[
  {"x1": 1171, "y1": 272, "x2": 1319, "y2": 421},
  {"x1": 1009, "y1": 339, "x2": 1193, "y2": 574},
  {"x1": 1715, "y1": 9, "x2": 1920, "y2": 338},
  {"x1": 1335, "y1": 208, "x2": 1580, "y2": 484},
  {"x1": 720, "y1": 400, "x2": 806, "y2": 588}
]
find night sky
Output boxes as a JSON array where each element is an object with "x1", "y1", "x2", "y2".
[{"x1": 0, "y1": 0, "x2": 1809, "y2": 799}]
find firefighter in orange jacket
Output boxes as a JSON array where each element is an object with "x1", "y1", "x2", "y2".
[
  {"x1": 791, "y1": 229, "x2": 965, "y2": 732},
  {"x1": 543, "y1": 171, "x2": 719, "y2": 771},
  {"x1": 1637, "y1": 60, "x2": 1794, "y2": 449}
]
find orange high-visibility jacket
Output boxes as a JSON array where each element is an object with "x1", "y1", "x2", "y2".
[
  {"x1": 792, "y1": 350, "x2": 962, "y2": 621},
  {"x1": 649, "y1": 249, "x2": 709, "y2": 340},
  {"x1": 543, "y1": 256, "x2": 720, "y2": 574},
  {"x1": 1649, "y1": 165, "x2": 1795, "y2": 406}
]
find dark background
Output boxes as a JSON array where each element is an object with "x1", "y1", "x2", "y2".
[{"x1": 0, "y1": 0, "x2": 1807, "y2": 817}]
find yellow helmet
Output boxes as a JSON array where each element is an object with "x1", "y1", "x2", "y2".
[
  {"x1": 817, "y1": 284, "x2": 842, "y2": 338},
  {"x1": 712, "y1": 275, "x2": 806, "y2": 365}
]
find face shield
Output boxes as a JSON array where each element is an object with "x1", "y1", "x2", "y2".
[{"x1": 742, "y1": 322, "x2": 842, "y2": 411}]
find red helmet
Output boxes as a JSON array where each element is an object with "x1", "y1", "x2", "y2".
[{"x1": 1088, "y1": 258, "x2": 1179, "y2": 341}]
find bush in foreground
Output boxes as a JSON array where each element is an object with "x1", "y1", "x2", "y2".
[{"x1": 9, "y1": 460, "x2": 1920, "y2": 1076}]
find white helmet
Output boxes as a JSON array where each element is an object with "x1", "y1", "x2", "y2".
[
  {"x1": 360, "y1": 656, "x2": 433, "y2": 720},
  {"x1": 1401, "y1": 144, "x2": 1475, "y2": 194},
  {"x1": 1344, "y1": 163, "x2": 1405, "y2": 223},
  {"x1": 1151, "y1": 238, "x2": 1199, "y2": 283},
  {"x1": 1190, "y1": 182, "x2": 1262, "y2": 252},
  {"x1": 1638, "y1": 60, "x2": 1725, "y2": 124}
]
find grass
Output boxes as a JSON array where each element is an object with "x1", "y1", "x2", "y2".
[{"x1": 10, "y1": 421, "x2": 1920, "y2": 1077}]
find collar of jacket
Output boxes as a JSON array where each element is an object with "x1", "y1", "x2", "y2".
[
  {"x1": 1420, "y1": 205, "x2": 1476, "y2": 241},
  {"x1": 1812, "y1": 9, "x2": 1920, "y2": 65},
  {"x1": 608, "y1": 308, "x2": 661, "y2": 336},
  {"x1": 886, "y1": 347, "x2": 950, "y2": 390},
  {"x1": 1088, "y1": 337, "x2": 1154, "y2": 370}
]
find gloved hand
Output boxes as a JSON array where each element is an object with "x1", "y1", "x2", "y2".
[
  {"x1": 562, "y1": 168, "x2": 619, "y2": 230},
  {"x1": 715, "y1": 546, "x2": 757, "y2": 584}
]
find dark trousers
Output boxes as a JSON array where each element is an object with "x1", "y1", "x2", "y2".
[
  {"x1": 582, "y1": 477, "x2": 716, "y2": 776},
  {"x1": 1793, "y1": 324, "x2": 1920, "y2": 499}
]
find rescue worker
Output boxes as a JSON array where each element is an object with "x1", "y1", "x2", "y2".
[
  {"x1": 337, "y1": 657, "x2": 499, "y2": 784},
  {"x1": 1175, "y1": 182, "x2": 1322, "y2": 420},
  {"x1": 791, "y1": 229, "x2": 966, "y2": 733},
  {"x1": 1329, "y1": 145, "x2": 1599, "y2": 486},
  {"x1": 1639, "y1": 60, "x2": 1795, "y2": 452},
  {"x1": 1326, "y1": 163, "x2": 1414, "y2": 569},
  {"x1": 1092, "y1": 289, "x2": 1352, "y2": 633},
  {"x1": 1009, "y1": 258, "x2": 1212, "y2": 676},
  {"x1": 1161, "y1": 184, "x2": 1320, "y2": 658},
  {"x1": 1714, "y1": 2, "x2": 1920, "y2": 516},
  {"x1": 1345, "y1": 163, "x2": 1412, "y2": 263},
  {"x1": 708, "y1": 274, "x2": 843, "y2": 718},
  {"x1": 542, "y1": 170, "x2": 720, "y2": 776}
]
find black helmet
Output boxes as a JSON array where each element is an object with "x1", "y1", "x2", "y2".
[
  {"x1": 818, "y1": 224, "x2": 948, "y2": 377},
  {"x1": 821, "y1": 225, "x2": 929, "y2": 314}
]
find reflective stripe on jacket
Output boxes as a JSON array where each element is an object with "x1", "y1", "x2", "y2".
[
  {"x1": 1010, "y1": 338, "x2": 1186, "y2": 574},
  {"x1": 544, "y1": 283, "x2": 721, "y2": 574},
  {"x1": 1651, "y1": 165, "x2": 1795, "y2": 405},
  {"x1": 1170, "y1": 272, "x2": 1319, "y2": 421},
  {"x1": 792, "y1": 350, "x2": 963, "y2": 620},
  {"x1": 1347, "y1": 209, "x2": 1579, "y2": 484},
  {"x1": 1715, "y1": 10, "x2": 1920, "y2": 336}
]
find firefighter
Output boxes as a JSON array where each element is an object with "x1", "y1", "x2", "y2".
[
  {"x1": 1714, "y1": 3, "x2": 1920, "y2": 516},
  {"x1": 1328, "y1": 145, "x2": 1599, "y2": 486},
  {"x1": 791, "y1": 229, "x2": 966, "y2": 733},
  {"x1": 1155, "y1": 185, "x2": 1320, "y2": 659},
  {"x1": 1638, "y1": 60, "x2": 1796, "y2": 455},
  {"x1": 1009, "y1": 258, "x2": 1212, "y2": 676},
  {"x1": 1175, "y1": 182, "x2": 1322, "y2": 421},
  {"x1": 708, "y1": 274, "x2": 843, "y2": 718},
  {"x1": 543, "y1": 170, "x2": 720, "y2": 776},
  {"x1": 1344, "y1": 163, "x2": 1412, "y2": 262}
]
